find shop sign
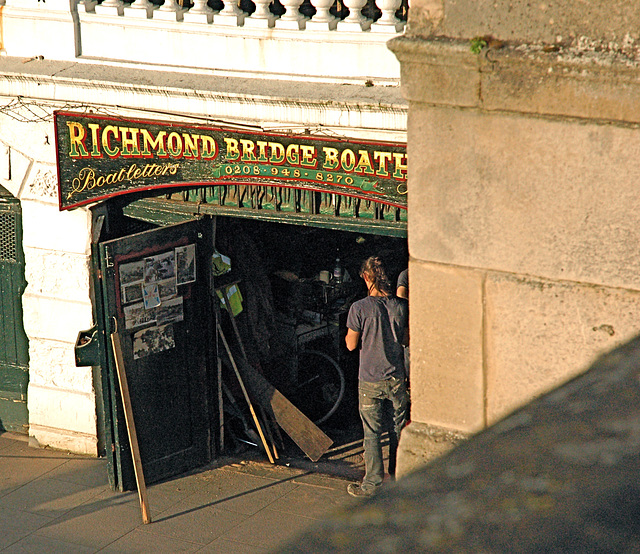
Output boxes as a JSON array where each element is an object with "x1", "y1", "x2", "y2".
[{"x1": 54, "y1": 111, "x2": 407, "y2": 211}]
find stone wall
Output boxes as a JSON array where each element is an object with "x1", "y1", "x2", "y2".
[
  {"x1": 390, "y1": 2, "x2": 640, "y2": 475},
  {"x1": 0, "y1": 112, "x2": 97, "y2": 455}
]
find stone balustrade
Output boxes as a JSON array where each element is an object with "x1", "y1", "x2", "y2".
[{"x1": 0, "y1": 0, "x2": 407, "y2": 81}]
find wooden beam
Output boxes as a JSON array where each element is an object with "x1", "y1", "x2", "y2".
[{"x1": 110, "y1": 331, "x2": 152, "y2": 525}]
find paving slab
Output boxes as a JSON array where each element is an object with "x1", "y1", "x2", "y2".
[{"x1": 0, "y1": 432, "x2": 356, "y2": 553}]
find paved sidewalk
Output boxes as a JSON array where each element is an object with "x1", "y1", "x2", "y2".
[{"x1": 0, "y1": 432, "x2": 357, "y2": 553}]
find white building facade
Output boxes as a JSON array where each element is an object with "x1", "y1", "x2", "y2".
[{"x1": 0, "y1": 0, "x2": 408, "y2": 469}]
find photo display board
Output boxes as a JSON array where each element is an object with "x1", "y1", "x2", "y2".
[{"x1": 118, "y1": 243, "x2": 196, "y2": 359}]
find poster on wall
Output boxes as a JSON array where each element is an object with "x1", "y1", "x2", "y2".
[
  {"x1": 157, "y1": 278, "x2": 177, "y2": 300},
  {"x1": 122, "y1": 283, "x2": 143, "y2": 305},
  {"x1": 144, "y1": 251, "x2": 175, "y2": 284},
  {"x1": 133, "y1": 324, "x2": 176, "y2": 360}
]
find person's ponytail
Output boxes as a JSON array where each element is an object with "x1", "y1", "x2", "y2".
[{"x1": 360, "y1": 256, "x2": 392, "y2": 295}]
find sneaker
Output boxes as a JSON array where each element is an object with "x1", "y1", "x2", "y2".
[{"x1": 347, "y1": 483, "x2": 375, "y2": 498}]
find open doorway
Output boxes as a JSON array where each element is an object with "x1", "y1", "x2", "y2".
[
  {"x1": 93, "y1": 198, "x2": 408, "y2": 487},
  {"x1": 212, "y1": 216, "x2": 408, "y2": 474}
]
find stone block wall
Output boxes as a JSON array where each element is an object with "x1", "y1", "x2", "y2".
[
  {"x1": 0, "y1": 113, "x2": 97, "y2": 455},
  {"x1": 390, "y1": 3, "x2": 640, "y2": 476}
]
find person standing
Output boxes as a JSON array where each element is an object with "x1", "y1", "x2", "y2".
[
  {"x1": 345, "y1": 256, "x2": 409, "y2": 498},
  {"x1": 396, "y1": 267, "x2": 408, "y2": 299},
  {"x1": 396, "y1": 267, "x2": 410, "y2": 378}
]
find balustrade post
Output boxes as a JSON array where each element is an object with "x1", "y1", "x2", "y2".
[
  {"x1": 214, "y1": 0, "x2": 245, "y2": 26},
  {"x1": 94, "y1": 0, "x2": 125, "y2": 16},
  {"x1": 336, "y1": 0, "x2": 371, "y2": 30},
  {"x1": 243, "y1": 0, "x2": 276, "y2": 28},
  {"x1": 371, "y1": 0, "x2": 403, "y2": 33},
  {"x1": 275, "y1": 0, "x2": 305, "y2": 29},
  {"x1": 81, "y1": 0, "x2": 99, "y2": 13},
  {"x1": 183, "y1": 0, "x2": 215, "y2": 23},
  {"x1": 124, "y1": 0, "x2": 156, "y2": 19},
  {"x1": 306, "y1": 0, "x2": 338, "y2": 30},
  {"x1": 155, "y1": 0, "x2": 187, "y2": 21}
]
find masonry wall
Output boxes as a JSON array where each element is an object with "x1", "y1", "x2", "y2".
[
  {"x1": 0, "y1": 113, "x2": 97, "y2": 454},
  {"x1": 390, "y1": 2, "x2": 640, "y2": 474}
]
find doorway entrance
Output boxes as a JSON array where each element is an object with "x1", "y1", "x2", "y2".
[{"x1": 93, "y1": 187, "x2": 406, "y2": 489}]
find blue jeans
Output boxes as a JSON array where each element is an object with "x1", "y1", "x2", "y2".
[{"x1": 358, "y1": 376, "x2": 409, "y2": 491}]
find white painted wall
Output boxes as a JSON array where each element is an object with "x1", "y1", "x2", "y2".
[{"x1": 0, "y1": 114, "x2": 96, "y2": 455}]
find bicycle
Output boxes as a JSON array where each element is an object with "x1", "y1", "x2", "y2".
[{"x1": 293, "y1": 347, "x2": 345, "y2": 425}]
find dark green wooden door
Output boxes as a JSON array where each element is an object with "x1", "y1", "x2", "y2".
[
  {"x1": 0, "y1": 187, "x2": 29, "y2": 434},
  {"x1": 99, "y1": 219, "x2": 212, "y2": 490}
]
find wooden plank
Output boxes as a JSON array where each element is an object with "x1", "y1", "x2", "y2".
[
  {"x1": 216, "y1": 285, "x2": 332, "y2": 462},
  {"x1": 234, "y1": 354, "x2": 333, "y2": 462},
  {"x1": 110, "y1": 331, "x2": 152, "y2": 525}
]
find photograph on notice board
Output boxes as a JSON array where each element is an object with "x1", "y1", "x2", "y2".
[
  {"x1": 133, "y1": 323, "x2": 175, "y2": 359},
  {"x1": 124, "y1": 302, "x2": 156, "y2": 330},
  {"x1": 157, "y1": 278, "x2": 177, "y2": 300},
  {"x1": 143, "y1": 283, "x2": 161, "y2": 310},
  {"x1": 122, "y1": 282, "x2": 143, "y2": 305},
  {"x1": 119, "y1": 260, "x2": 145, "y2": 285},
  {"x1": 144, "y1": 250, "x2": 175, "y2": 284},
  {"x1": 176, "y1": 244, "x2": 196, "y2": 285},
  {"x1": 156, "y1": 296, "x2": 184, "y2": 325}
]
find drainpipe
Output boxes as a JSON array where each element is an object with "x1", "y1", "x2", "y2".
[{"x1": 70, "y1": 0, "x2": 81, "y2": 58}]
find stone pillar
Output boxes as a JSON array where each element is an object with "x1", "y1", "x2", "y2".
[{"x1": 390, "y1": 1, "x2": 640, "y2": 477}]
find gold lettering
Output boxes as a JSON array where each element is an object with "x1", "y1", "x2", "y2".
[
  {"x1": 392, "y1": 152, "x2": 408, "y2": 180},
  {"x1": 255, "y1": 141, "x2": 269, "y2": 162},
  {"x1": 354, "y1": 150, "x2": 375, "y2": 175},
  {"x1": 322, "y1": 147, "x2": 339, "y2": 170},
  {"x1": 300, "y1": 145, "x2": 317, "y2": 168},
  {"x1": 224, "y1": 138, "x2": 240, "y2": 161},
  {"x1": 373, "y1": 151, "x2": 392, "y2": 177},
  {"x1": 268, "y1": 142, "x2": 285, "y2": 164},
  {"x1": 240, "y1": 139, "x2": 257, "y2": 162},
  {"x1": 167, "y1": 132, "x2": 183, "y2": 158},
  {"x1": 67, "y1": 122, "x2": 89, "y2": 158},
  {"x1": 66, "y1": 161, "x2": 181, "y2": 201},
  {"x1": 340, "y1": 149, "x2": 356, "y2": 172},
  {"x1": 183, "y1": 133, "x2": 199, "y2": 159},
  {"x1": 88, "y1": 124, "x2": 102, "y2": 158},
  {"x1": 120, "y1": 127, "x2": 141, "y2": 157},
  {"x1": 201, "y1": 136, "x2": 218, "y2": 159},
  {"x1": 285, "y1": 144, "x2": 299, "y2": 165},
  {"x1": 140, "y1": 129, "x2": 167, "y2": 157},
  {"x1": 102, "y1": 126, "x2": 120, "y2": 158}
]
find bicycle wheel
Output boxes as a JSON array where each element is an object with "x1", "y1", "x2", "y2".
[{"x1": 294, "y1": 349, "x2": 345, "y2": 425}]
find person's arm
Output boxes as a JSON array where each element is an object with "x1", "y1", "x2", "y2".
[
  {"x1": 397, "y1": 285, "x2": 408, "y2": 300},
  {"x1": 345, "y1": 328, "x2": 360, "y2": 351}
]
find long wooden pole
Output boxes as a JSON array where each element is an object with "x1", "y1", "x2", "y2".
[
  {"x1": 217, "y1": 323, "x2": 275, "y2": 464},
  {"x1": 110, "y1": 331, "x2": 152, "y2": 524}
]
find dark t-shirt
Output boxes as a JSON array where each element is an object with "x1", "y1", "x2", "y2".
[
  {"x1": 347, "y1": 295, "x2": 409, "y2": 382},
  {"x1": 397, "y1": 269, "x2": 408, "y2": 291}
]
